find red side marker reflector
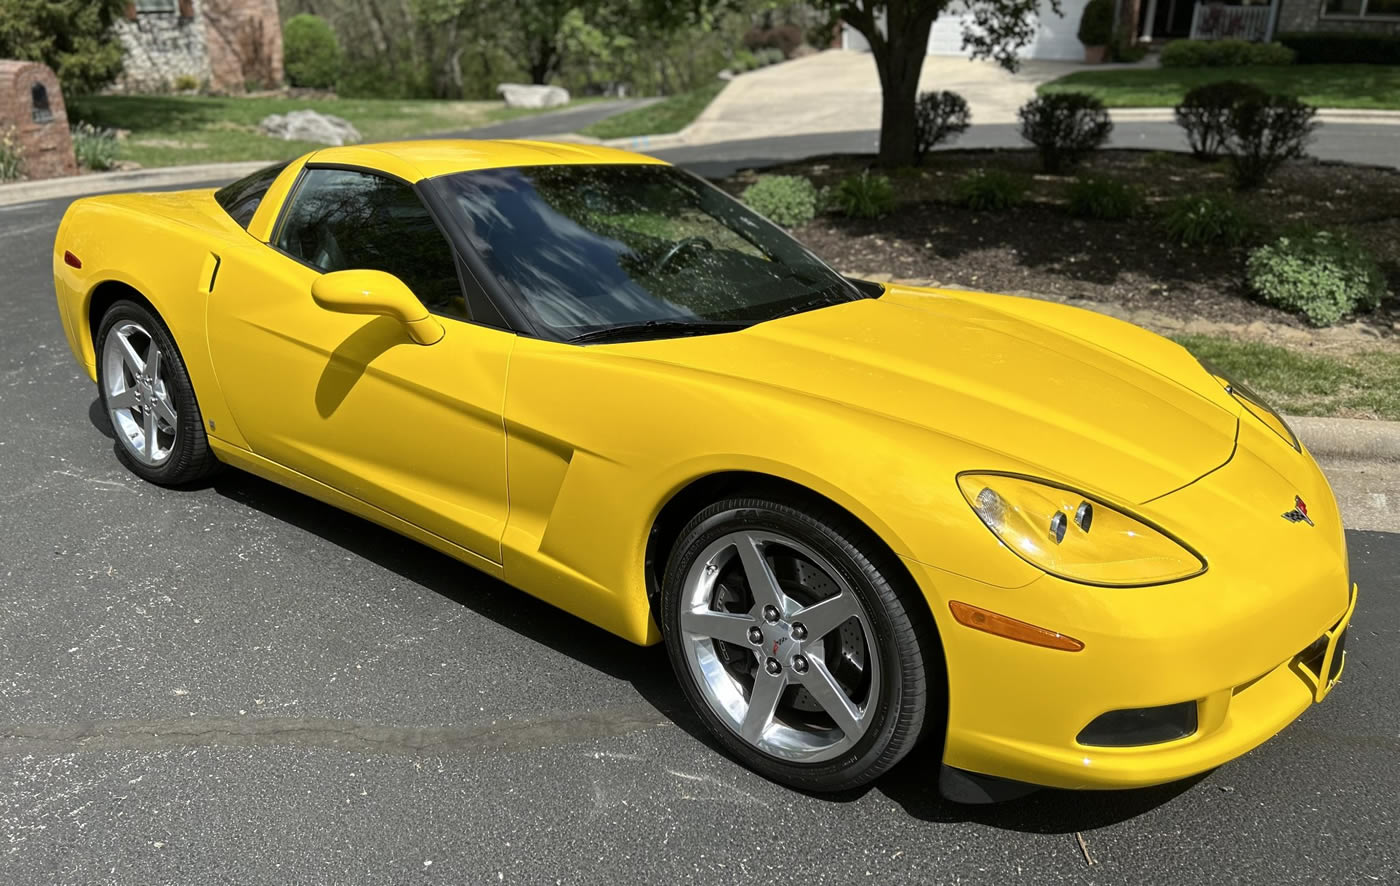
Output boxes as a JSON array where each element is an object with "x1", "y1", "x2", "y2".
[
  {"x1": 63, "y1": 250, "x2": 82, "y2": 269},
  {"x1": 949, "y1": 601, "x2": 1085, "y2": 652}
]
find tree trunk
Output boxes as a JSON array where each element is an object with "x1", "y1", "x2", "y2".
[{"x1": 853, "y1": 1, "x2": 940, "y2": 168}]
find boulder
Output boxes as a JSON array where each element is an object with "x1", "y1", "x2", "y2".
[
  {"x1": 259, "y1": 109, "x2": 361, "y2": 146},
  {"x1": 497, "y1": 83, "x2": 570, "y2": 109}
]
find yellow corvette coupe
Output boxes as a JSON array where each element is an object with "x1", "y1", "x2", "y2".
[{"x1": 53, "y1": 140, "x2": 1355, "y2": 801}]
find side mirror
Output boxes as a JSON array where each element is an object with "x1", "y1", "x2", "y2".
[{"x1": 311, "y1": 269, "x2": 444, "y2": 345}]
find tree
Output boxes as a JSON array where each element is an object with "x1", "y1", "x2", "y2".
[
  {"x1": 805, "y1": 0, "x2": 1062, "y2": 167},
  {"x1": 0, "y1": 0, "x2": 127, "y2": 94}
]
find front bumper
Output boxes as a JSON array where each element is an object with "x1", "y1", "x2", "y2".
[{"x1": 911, "y1": 421, "x2": 1354, "y2": 793}]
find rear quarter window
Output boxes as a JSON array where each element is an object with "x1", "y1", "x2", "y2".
[{"x1": 214, "y1": 162, "x2": 290, "y2": 229}]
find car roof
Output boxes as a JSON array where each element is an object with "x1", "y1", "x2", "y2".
[{"x1": 306, "y1": 139, "x2": 669, "y2": 182}]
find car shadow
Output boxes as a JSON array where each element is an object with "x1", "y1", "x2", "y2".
[{"x1": 101, "y1": 406, "x2": 1197, "y2": 834}]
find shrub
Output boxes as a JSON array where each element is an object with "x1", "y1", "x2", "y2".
[
  {"x1": 1078, "y1": 0, "x2": 1114, "y2": 47},
  {"x1": 1225, "y1": 94, "x2": 1318, "y2": 189},
  {"x1": 731, "y1": 49, "x2": 757, "y2": 72},
  {"x1": 1174, "y1": 80, "x2": 1268, "y2": 161},
  {"x1": 173, "y1": 74, "x2": 199, "y2": 92},
  {"x1": 914, "y1": 90, "x2": 971, "y2": 164},
  {"x1": 743, "y1": 24, "x2": 804, "y2": 58},
  {"x1": 1160, "y1": 39, "x2": 1295, "y2": 68},
  {"x1": 742, "y1": 175, "x2": 818, "y2": 226},
  {"x1": 1111, "y1": 28, "x2": 1149, "y2": 63},
  {"x1": 1162, "y1": 195, "x2": 1254, "y2": 248},
  {"x1": 1247, "y1": 229, "x2": 1387, "y2": 326},
  {"x1": 1277, "y1": 31, "x2": 1400, "y2": 65},
  {"x1": 283, "y1": 14, "x2": 342, "y2": 89},
  {"x1": 756, "y1": 47, "x2": 785, "y2": 66},
  {"x1": 1017, "y1": 93, "x2": 1113, "y2": 174},
  {"x1": 0, "y1": 126, "x2": 22, "y2": 183},
  {"x1": 830, "y1": 171, "x2": 896, "y2": 218},
  {"x1": 71, "y1": 122, "x2": 119, "y2": 171},
  {"x1": 1066, "y1": 176, "x2": 1143, "y2": 220},
  {"x1": 955, "y1": 169, "x2": 1026, "y2": 211}
]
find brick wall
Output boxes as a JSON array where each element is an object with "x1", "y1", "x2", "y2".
[
  {"x1": 1277, "y1": 0, "x2": 1400, "y2": 34},
  {"x1": 0, "y1": 60, "x2": 77, "y2": 180},
  {"x1": 202, "y1": 0, "x2": 284, "y2": 92}
]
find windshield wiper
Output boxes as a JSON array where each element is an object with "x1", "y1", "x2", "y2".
[
  {"x1": 769, "y1": 285, "x2": 854, "y2": 321},
  {"x1": 567, "y1": 319, "x2": 749, "y2": 345}
]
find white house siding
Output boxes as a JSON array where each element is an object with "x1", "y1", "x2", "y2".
[{"x1": 844, "y1": 0, "x2": 1091, "y2": 61}]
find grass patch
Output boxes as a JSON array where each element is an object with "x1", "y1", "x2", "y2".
[
  {"x1": 1038, "y1": 65, "x2": 1400, "y2": 110},
  {"x1": 66, "y1": 94, "x2": 599, "y2": 168},
  {"x1": 580, "y1": 81, "x2": 726, "y2": 139},
  {"x1": 1173, "y1": 334, "x2": 1400, "y2": 420}
]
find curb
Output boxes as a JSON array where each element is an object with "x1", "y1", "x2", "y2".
[
  {"x1": 1288, "y1": 416, "x2": 1400, "y2": 461},
  {"x1": 1109, "y1": 108, "x2": 1400, "y2": 125},
  {"x1": 0, "y1": 161, "x2": 268, "y2": 208}
]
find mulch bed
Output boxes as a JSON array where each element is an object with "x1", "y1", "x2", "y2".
[{"x1": 717, "y1": 149, "x2": 1400, "y2": 335}]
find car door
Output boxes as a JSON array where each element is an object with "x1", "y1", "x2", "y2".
[{"x1": 206, "y1": 164, "x2": 513, "y2": 564}]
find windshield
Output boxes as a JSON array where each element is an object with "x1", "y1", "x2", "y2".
[{"x1": 431, "y1": 164, "x2": 860, "y2": 341}]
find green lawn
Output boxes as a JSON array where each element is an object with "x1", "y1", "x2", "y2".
[
  {"x1": 1173, "y1": 334, "x2": 1400, "y2": 420},
  {"x1": 1038, "y1": 65, "x2": 1400, "y2": 109},
  {"x1": 67, "y1": 94, "x2": 602, "y2": 169},
  {"x1": 580, "y1": 81, "x2": 727, "y2": 139}
]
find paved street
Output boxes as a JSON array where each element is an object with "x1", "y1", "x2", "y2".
[{"x1": 2, "y1": 182, "x2": 1398, "y2": 884}]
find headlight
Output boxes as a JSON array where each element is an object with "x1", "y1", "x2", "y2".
[
  {"x1": 1199, "y1": 360, "x2": 1299, "y2": 452},
  {"x1": 958, "y1": 473, "x2": 1206, "y2": 587}
]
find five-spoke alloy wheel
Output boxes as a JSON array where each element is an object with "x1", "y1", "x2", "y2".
[
  {"x1": 662, "y1": 496, "x2": 939, "y2": 792},
  {"x1": 96, "y1": 300, "x2": 217, "y2": 485}
]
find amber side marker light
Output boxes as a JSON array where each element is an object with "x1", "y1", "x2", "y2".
[
  {"x1": 63, "y1": 250, "x2": 81, "y2": 269},
  {"x1": 949, "y1": 601, "x2": 1085, "y2": 652}
]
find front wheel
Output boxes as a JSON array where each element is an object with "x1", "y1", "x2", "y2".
[
  {"x1": 96, "y1": 300, "x2": 217, "y2": 486},
  {"x1": 660, "y1": 496, "x2": 939, "y2": 792}
]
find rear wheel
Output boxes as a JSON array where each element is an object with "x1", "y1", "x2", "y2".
[
  {"x1": 96, "y1": 300, "x2": 217, "y2": 486},
  {"x1": 660, "y1": 495, "x2": 937, "y2": 792}
]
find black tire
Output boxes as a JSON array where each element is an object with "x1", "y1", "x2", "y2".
[
  {"x1": 96, "y1": 299, "x2": 218, "y2": 486},
  {"x1": 660, "y1": 495, "x2": 940, "y2": 792}
]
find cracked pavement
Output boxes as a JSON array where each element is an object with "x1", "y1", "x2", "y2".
[{"x1": 2, "y1": 181, "x2": 1398, "y2": 885}]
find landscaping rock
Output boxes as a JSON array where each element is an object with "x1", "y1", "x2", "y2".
[
  {"x1": 497, "y1": 83, "x2": 570, "y2": 109},
  {"x1": 259, "y1": 110, "x2": 361, "y2": 146}
]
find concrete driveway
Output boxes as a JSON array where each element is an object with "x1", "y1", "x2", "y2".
[{"x1": 687, "y1": 50, "x2": 1112, "y2": 144}]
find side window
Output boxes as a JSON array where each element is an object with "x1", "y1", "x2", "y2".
[
  {"x1": 274, "y1": 167, "x2": 467, "y2": 321},
  {"x1": 214, "y1": 161, "x2": 289, "y2": 229}
]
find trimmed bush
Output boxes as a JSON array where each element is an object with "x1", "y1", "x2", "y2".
[
  {"x1": 955, "y1": 169, "x2": 1026, "y2": 211},
  {"x1": 1225, "y1": 94, "x2": 1318, "y2": 189},
  {"x1": 1278, "y1": 32, "x2": 1400, "y2": 65},
  {"x1": 1174, "y1": 80, "x2": 1268, "y2": 161},
  {"x1": 1111, "y1": 28, "x2": 1149, "y2": 63},
  {"x1": 830, "y1": 171, "x2": 896, "y2": 218},
  {"x1": 742, "y1": 175, "x2": 818, "y2": 227},
  {"x1": 1162, "y1": 195, "x2": 1254, "y2": 248},
  {"x1": 283, "y1": 14, "x2": 342, "y2": 89},
  {"x1": 914, "y1": 90, "x2": 971, "y2": 164},
  {"x1": 1247, "y1": 228, "x2": 1387, "y2": 326},
  {"x1": 71, "y1": 122, "x2": 119, "y2": 171},
  {"x1": 1066, "y1": 176, "x2": 1143, "y2": 220},
  {"x1": 1078, "y1": 0, "x2": 1114, "y2": 47},
  {"x1": 1017, "y1": 92, "x2": 1113, "y2": 174},
  {"x1": 1160, "y1": 39, "x2": 1295, "y2": 68}
]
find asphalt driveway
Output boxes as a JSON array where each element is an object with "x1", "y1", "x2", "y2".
[{"x1": 1, "y1": 187, "x2": 1398, "y2": 884}]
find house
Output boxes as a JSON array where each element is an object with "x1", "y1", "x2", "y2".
[
  {"x1": 1134, "y1": 0, "x2": 1400, "y2": 43},
  {"x1": 840, "y1": 0, "x2": 1099, "y2": 61},
  {"x1": 113, "y1": 0, "x2": 283, "y2": 93},
  {"x1": 842, "y1": 0, "x2": 1398, "y2": 62}
]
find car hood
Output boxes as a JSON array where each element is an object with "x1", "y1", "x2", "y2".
[{"x1": 610, "y1": 286, "x2": 1240, "y2": 503}]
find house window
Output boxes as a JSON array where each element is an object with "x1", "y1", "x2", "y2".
[
  {"x1": 1323, "y1": 0, "x2": 1400, "y2": 16},
  {"x1": 30, "y1": 83, "x2": 52, "y2": 123},
  {"x1": 134, "y1": 0, "x2": 178, "y2": 12}
]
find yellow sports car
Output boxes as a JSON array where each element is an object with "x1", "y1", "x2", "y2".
[{"x1": 53, "y1": 141, "x2": 1355, "y2": 801}]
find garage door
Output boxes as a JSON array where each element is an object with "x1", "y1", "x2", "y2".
[{"x1": 928, "y1": 0, "x2": 1089, "y2": 60}]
